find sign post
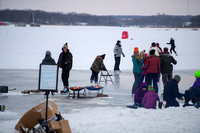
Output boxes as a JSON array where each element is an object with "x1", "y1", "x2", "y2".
[{"x1": 38, "y1": 64, "x2": 58, "y2": 132}]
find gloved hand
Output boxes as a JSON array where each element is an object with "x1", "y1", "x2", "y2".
[{"x1": 180, "y1": 97, "x2": 184, "y2": 101}]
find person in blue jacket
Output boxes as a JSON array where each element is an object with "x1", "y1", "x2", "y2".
[{"x1": 131, "y1": 47, "x2": 144, "y2": 94}]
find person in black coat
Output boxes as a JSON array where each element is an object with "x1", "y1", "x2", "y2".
[
  {"x1": 160, "y1": 47, "x2": 177, "y2": 86},
  {"x1": 57, "y1": 43, "x2": 73, "y2": 93},
  {"x1": 41, "y1": 50, "x2": 56, "y2": 95},
  {"x1": 42, "y1": 51, "x2": 56, "y2": 65},
  {"x1": 167, "y1": 38, "x2": 178, "y2": 56},
  {"x1": 163, "y1": 75, "x2": 184, "y2": 108}
]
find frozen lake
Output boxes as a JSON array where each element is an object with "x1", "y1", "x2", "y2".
[
  {"x1": 0, "y1": 25, "x2": 200, "y2": 70},
  {"x1": 0, "y1": 25, "x2": 200, "y2": 133},
  {"x1": 0, "y1": 69, "x2": 199, "y2": 133}
]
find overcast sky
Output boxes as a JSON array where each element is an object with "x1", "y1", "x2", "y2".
[{"x1": 1, "y1": 0, "x2": 200, "y2": 16}]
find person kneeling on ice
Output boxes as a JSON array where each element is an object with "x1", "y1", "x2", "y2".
[
  {"x1": 163, "y1": 75, "x2": 184, "y2": 108},
  {"x1": 90, "y1": 54, "x2": 107, "y2": 84},
  {"x1": 133, "y1": 82, "x2": 148, "y2": 108},
  {"x1": 183, "y1": 70, "x2": 200, "y2": 108},
  {"x1": 142, "y1": 85, "x2": 160, "y2": 109}
]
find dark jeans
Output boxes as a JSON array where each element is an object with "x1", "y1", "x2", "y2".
[
  {"x1": 132, "y1": 72, "x2": 143, "y2": 94},
  {"x1": 162, "y1": 73, "x2": 172, "y2": 86},
  {"x1": 170, "y1": 47, "x2": 177, "y2": 55},
  {"x1": 90, "y1": 70, "x2": 99, "y2": 83},
  {"x1": 184, "y1": 87, "x2": 200, "y2": 104},
  {"x1": 146, "y1": 73, "x2": 159, "y2": 93},
  {"x1": 62, "y1": 69, "x2": 70, "y2": 87},
  {"x1": 114, "y1": 56, "x2": 121, "y2": 71}
]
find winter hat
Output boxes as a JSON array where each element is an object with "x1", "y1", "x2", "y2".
[
  {"x1": 194, "y1": 70, "x2": 200, "y2": 78},
  {"x1": 149, "y1": 49, "x2": 155, "y2": 55},
  {"x1": 140, "y1": 51, "x2": 145, "y2": 57},
  {"x1": 46, "y1": 50, "x2": 51, "y2": 56},
  {"x1": 148, "y1": 85, "x2": 154, "y2": 91},
  {"x1": 134, "y1": 47, "x2": 139, "y2": 54},
  {"x1": 174, "y1": 75, "x2": 181, "y2": 82},
  {"x1": 151, "y1": 42, "x2": 156, "y2": 47},
  {"x1": 63, "y1": 43, "x2": 68, "y2": 49},
  {"x1": 139, "y1": 82, "x2": 148, "y2": 90},
  {"x1": 101, "y1": 54, "x2": 106, "y2": 60},
  {"x1": 163, "y1": 47, "x2": 168, "y2": 52}
]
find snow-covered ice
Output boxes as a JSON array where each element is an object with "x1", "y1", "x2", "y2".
[{"x1": 0, "y1": 25, "x2": 200, "y2": 133}]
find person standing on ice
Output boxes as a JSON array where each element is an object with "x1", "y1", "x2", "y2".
[
  {"x1": 160, "y1": 47, "x2": 177, "y2": 86},
  {"x1": 113, "y1": 40, "x2": 125, "y2": 73},
  {"x1": 142, "y1": 49, "x2": 161, "y2": 93},
  {"x1": 41, "y1": 50, "x2": 56, "y2": 95},
  {"x1": 42, "y1": 50, "x2": 56, "y2": 65},
  {"x1": 131, "y1": 47, "x2": 144, "y2": 94},
  {"x1": 163, "y1": 75, "x2": 184, "y2": 108},
  {"x1": 148, "y1": 42, "x2": 161, "y2": 56},
  {"x1": 167, "y1": 38, "x2": 178, "y2": 56},
  {"x1": 90, "y1": 54, "x2": 106, "y2": 84},
  {"x1": 57, "y1": 43, "x2": 73, "y2": 93}
]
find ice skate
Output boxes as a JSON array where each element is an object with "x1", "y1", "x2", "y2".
[
  {"x1": 156, "y1": 100, "x2": 159, "y2": 109},
  {"x1": 161, "y1": 101, "x2": 167, "y2": 109}
]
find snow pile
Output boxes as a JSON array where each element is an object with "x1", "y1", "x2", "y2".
[
  {"x1": 1, "y1": 106, "x2": 200, "y2": 133},
  {"x1": 64, "y1": 107, "x2": 200, "y2": 133}
]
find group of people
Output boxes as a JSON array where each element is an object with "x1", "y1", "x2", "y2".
[
  {"x1": 41, "y1": 43, "x2": 73, "y2": 93},
  {"x1": 131, "y1": 71, "x2": 200, "y2": 109},
  {"x1": 41, "y1": 39, "x2": 200, "y2": 109},
  {"x1": 130, "y1": 38, "x2": 200, "y2": 109},
  {"x1": 132, "y1": 40, "x2": 177, "y2": 95}
]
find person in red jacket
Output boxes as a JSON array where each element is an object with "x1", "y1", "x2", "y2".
[{"x1": 142, "y1": 49, "x2": 161, "y2": 93}]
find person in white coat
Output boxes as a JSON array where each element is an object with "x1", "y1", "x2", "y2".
[
  {"x1": 148, "y1": 42, "x2": 161, "y2": 56},
  {"x1": 113, "y1": 40, "x2": 125, "y2": 72}
]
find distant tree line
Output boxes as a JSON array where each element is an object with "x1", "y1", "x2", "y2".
[{"x1": 0, "y1": 9, "x2": 200, "y2": 27}]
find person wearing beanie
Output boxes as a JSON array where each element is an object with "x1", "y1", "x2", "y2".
[
  {"x1": 160, "y1": 47, "x2": 177, "y2": 87},
  {"x1": 127, "y1": 82, "x2": 148, "y2": 109},
  {"x1": 113, "y1": 40, "x2": 125, "y2": 73},
  {"x1": 183, "y1": 70, "x2": 200, "y2": 107},
  {"x1": 163, "y1": 75, "x2": 184, "y2": 108},
  {"x1": 90, "y1": 54, "x2": 107, "y2": 84},
  {"x1": 148, "y1": 42, "x2": 161, "y2": 56},
  {"x1": 42, "y1": 50, "x2": 56, "y2": 65},
  {"x1": 131, "y1": 47, "x2": 144, "y2": 94},
  {"x1": 142, "y1": 49, "x2": 161, "y2": 93},
  {"x1": 142, "y1": 85, "x2": 160, "y2": 109},
  {"x1": 57, "y1": 42, "x2": 73, "y2": 93},
  {"x1": 134, "y1": 82, "x2": 148, "y2": 106}
]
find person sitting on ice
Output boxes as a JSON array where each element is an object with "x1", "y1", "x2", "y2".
[
  {"x1": 183, "y1": 70, "x2": 200, "y2": 108},
  {"x1": 90, "y1": 54, "x2": 107, "y2": 84},
  {"x1": 134, "y1": 82, "x2": 148, "y2": 107},
  {"x1": 142, "y1": 85, "x2": 160, "y2": 109},
  {"x1": 163, "y1": 75, "x2": 184, "y2": 108}
]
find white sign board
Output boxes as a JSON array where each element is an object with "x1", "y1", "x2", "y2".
[{"x1": 39, "y1": 64, "x2": 58, "y2": 91}]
